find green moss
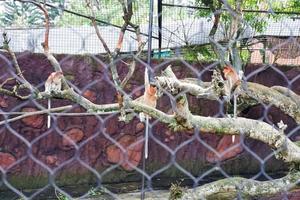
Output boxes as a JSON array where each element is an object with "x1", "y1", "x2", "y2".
[{"x1": 7, "y1": 174, "x2": 49, "y2": 190}]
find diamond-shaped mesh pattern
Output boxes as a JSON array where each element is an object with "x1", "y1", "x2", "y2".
[{"x1": 0, "y1": 0, "x2": 300, "y2": 199}]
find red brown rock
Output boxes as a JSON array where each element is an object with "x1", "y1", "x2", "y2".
[
  {"x1": 105, "y1": 118, "x2": 119, "y2": 134},
  {"x1": 83, "y1": 90, "x2": 97, "y2": 103},
  {"x1": 0, "y1": 152, "x2": 16, "y2": 170},
  {"x1": 46, "y1": 155, "x2": 58, "y2": 166},
  {"x1": 106, "y1": 135, "x2": 143, "y2": 171},
  {"x1": 206, "y1": 136, "x2": 243, "y2": 163},
  {"x1": 62, "y1": 128, "x2": 84, "y2": 148},
  {"x1": 21, "y1": 107, "x2": 44, "y2": 128},
  {"x1": 165, "y1": 131, "x2": 172, "y2": 136},
  {"x1": 136, "y1": 122, "x2": 145, "y2": 132},
  {"x1": 169, "y1": 135, "x2": 175, "y2": 140}
]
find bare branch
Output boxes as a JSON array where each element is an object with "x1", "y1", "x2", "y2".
[
  {"x1": 160, "y1": 66, "x2": 193, "y2": 130},
  {"x1": 0, "y1": 77, "x2": 16, "y2": 88},
  {"x1": 92, "y1": 19, "x2": 112, "y2": 55},
  {"x1": 241, "y1": 83, "x2": 300, "y2": 124},
  {"x1": 155, "y1": 75, "x2": 215, "y2": 99},
  {"x1": 1, "y1": 32, "x2": 39, "y2": 94},
  {"x1": 109, "y1": 0, "x2": 136, "y2": 92},
  {"x1": 0, "y1": 105, "x2": 72, "y2": 126},
  {"x1": 16, "y1": 0, "x2": 70, "y2": 90},
  {"x1": 85, "y1": 0, "x2": 112, "y2": 55},
  {"x1": 120, "y1": 42, "x2": 146, "y2": 88},
  {"x1": 271, "y1": 85, "x2": 300, "y2": 107}
]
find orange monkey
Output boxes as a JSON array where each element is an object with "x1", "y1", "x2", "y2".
[
  {"x1": 223, "y1": 66, "x2": 242, "y2": 143},
  {"x1": 137, "y1": 69, "x2": 158, "y2": 159},
  {"x1": 45, "y1": 71, "x2": 64, "y2": 128},
  {"x1": 138, "y1": 69, "x2": 158, "y2": 121},
  {"x1": 223, "y1": 65, "x2": 241, "y2": 98}
]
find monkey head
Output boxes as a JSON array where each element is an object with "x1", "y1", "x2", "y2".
[
  {"x1": 223, "y1": 65, "x2": 235, "y2": 77},
  {"x1": 148, "y1": 84, "x2": 157, "y2": 96}
]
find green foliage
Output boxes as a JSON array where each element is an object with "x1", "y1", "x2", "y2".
[
  {"x1": 195, "y1": 0, "x2": 300, "y2": 34},
  {"x1": 58, "y1": 0, "x2": 193, "y2": 27},
  {"x1": 192, "y1": 0, "x2": 300, "y2": 66},
  {"x1": 182, "y1": 45, "x2": 217, "y2": 62},
  {"x1": 240, "y1": 49, "x2": 251, "y2": 63},
  {"x1": 57, "y1": 0, "x2": 119, "y2": 26},
  {"x1": 55, "y1": 190, "x2": 70, "y2": 200},
  {"x1": 57, "y1": 0, "x2": 149, "y2": 26},
  {"x1": 169, "y1": 180, "x2": 185, "y2": 200},
  {"x1": 88, "y1": 187, "x2": 105, "y2": 197},
  {"x1": 0, "y1": 0, "x2": 64, "y2": 27}
]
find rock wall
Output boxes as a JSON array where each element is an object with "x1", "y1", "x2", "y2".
[{"x1": 0, "y1": 52, "x2": 299, "y2": 196}]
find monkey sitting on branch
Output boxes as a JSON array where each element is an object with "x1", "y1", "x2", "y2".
[
  {"x1": 136, "y1": 68, "x2": 158, "y2": 159},
  {"x1": 44, "y1": 71, "x2": 64, "y2": 128},
  {"x1": 222, "y1": 65, "x2": 243, "y2": 142}
]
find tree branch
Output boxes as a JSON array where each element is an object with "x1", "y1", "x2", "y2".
[
  {"x1": 25, "y1": 85, "x2": 300, "y2": 163},
  {"x1": 0, "y1": 105, "x2": 72, "y2": 126},
  {"x1": 180, "y1": 171, "x2": 300, "y2": 199},
  {"x1": 271, "y1": 85, "x2": 300, "y2": 107},
  {"x1": 1, "y1": 32, "x2": 39, "y2": 95},
  {"x1": 241, "y1": 83, "x2": 300, "y2": 124},
  {"x1": 85, "y1": 0, "x2": 112, "y2": 55},
  {"x1": 16, "y1": 0, "x2": 70, "y2": 90}
]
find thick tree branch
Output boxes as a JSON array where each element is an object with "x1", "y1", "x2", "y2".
[
  {"x1": 271, "y1": 85, "x2": 300, "y2": 107},
  {"x1": 20, "y1": 85, "x2": 299, "y2": 163},
  {"x1": 160, "y1": 66, "x2": 193, "y2": 130},
  {"x1": 155, "y1": 69, "x2": 300, "y2": 125},
  {"x1": 156, "y1": 75, "x2": 215, "y2": 99},
  {"x1": 2, "y1": 85, "x2": 300, "y2": 162},
  {"x1": 190, "y1": 115, "x2": 300, "y2": 162},
  {"x1": 241, "y1": 83, "x2": 300, "y2": 124},
  {"x1": 180, "y1": 171, "x2": 300, "y2": 199}
]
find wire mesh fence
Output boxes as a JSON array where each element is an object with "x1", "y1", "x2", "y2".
[{"x1": 0, "y1": 0, "x2": 300, "y2": 199}]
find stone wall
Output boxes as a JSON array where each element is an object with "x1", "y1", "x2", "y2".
[{"x1": 0, "y1": 52, "x2": 299, "y2": 197}]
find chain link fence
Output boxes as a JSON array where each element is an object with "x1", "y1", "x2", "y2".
[{"x1": 0, "y1": 0, "x2": 300, "y2": 199}]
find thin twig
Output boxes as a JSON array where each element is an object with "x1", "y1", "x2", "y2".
[
  {"x1": 85, "y1": 0, "x2": 112, "y2": 55},
  {"x1": 0, "y1": 105, "x2": 72, "y2": 126},
  {"x1": 2, "y1": 32, "x2": 39, "y2": 94},
  {"x1": 17, "y1": 0, "x2": 70, "y2": 90}
]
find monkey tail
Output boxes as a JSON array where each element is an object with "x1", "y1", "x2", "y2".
[
  {"x1": 139, "y1": 112, "x2": 146, "y2": 122},
  {"x1": 144, "y1": 116, "x2": 149, "y2": 159},
  {"x1": 47, "y1": 99, "x2": 51, "y2": 129},
  {"x1": 232, "y1": 135, "x2": 235, "y2": 143},
  {"x1": 232, "y1": 93, "x2": 237, "y2": 143}
]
